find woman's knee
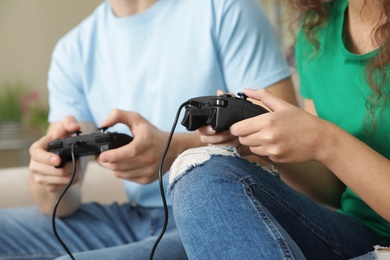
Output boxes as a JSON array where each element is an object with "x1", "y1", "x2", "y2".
[{"x1": 168, "y1": 146, "x2": 241, "y2": 195}]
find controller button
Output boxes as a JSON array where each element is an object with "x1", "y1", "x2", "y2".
[
  {"x1": 209, "y1": 98, "x2": 227, "y2": 107},
  {"x1": 100, "y1": 144, "x2": 110, "y2": 152}
]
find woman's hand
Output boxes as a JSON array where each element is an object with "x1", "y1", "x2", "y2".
[{"x1": 230, "y1": 89, "x2": 332, "y2": 163}]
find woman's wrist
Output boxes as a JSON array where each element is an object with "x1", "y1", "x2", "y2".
[{"x1": 314, "y1": 119, "x2": 342, "y2": 165}]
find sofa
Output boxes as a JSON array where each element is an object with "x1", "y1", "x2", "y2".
[
  {"x1": 1, "y1": 147, "x2": 389, "y2": 259},
  {"x1": 0, "y1": 161, "x2": 128, "y2": 208}
]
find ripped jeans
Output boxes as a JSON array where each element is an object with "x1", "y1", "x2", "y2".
[{"x1": 168, "y1": 146, "x2": 383, "y2": 260}]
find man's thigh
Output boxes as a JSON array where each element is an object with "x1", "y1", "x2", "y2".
[{"x1": 0, "y1": 203, "x2": 186, "y2": 260}]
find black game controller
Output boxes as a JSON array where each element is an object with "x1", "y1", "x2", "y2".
[
  {"x1": 48, "y1": 127, "x2": 133, "y2": 168},
  {"x1": 181, "y1": 92, "x2": 268, "y2": 131}
]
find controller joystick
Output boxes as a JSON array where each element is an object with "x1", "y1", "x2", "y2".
[
  {"x1": 48, "y1": 128, "x2": 133, "y2": 168},
  {"x1": 97, "y1": 127, "x2": 109, "y2": 133},
  {"x1": 71, "y1": 130, "x2": 82, "y2": 136},
  {"x1": 181, "y1": 93, "x2": 268, "y2": 131},
  {"x1": 237, "y1": 92, "x2": 246, "y2": 100}
]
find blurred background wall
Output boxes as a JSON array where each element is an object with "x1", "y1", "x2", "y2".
[{"x1": 0, "y1": 0, "x2": 102, "y2": 102}]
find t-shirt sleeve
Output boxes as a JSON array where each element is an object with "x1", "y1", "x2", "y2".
[
  {"x1": 47, "y1": 33, "x2": 94, "y2": 123},
  {"x1": 213, "y1": 0, "x2": 291, "y2": 92}
]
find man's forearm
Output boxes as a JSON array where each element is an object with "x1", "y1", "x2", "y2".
[
  {"x1": 29, "y1": 175, "x2": 82, "y2": 216},
  {"x1": 164, "y1": 132, "x2": 204, "y2": 173},
  {"x1": 28, "y1": 157, "x2": 89, "y2": 217}
]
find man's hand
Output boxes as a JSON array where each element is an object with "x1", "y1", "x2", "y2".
[
  {"x1": 29, "y1": 116, "x2": 82, "y2": 193},
  {"x1": 98, "y1": 109, "x2": 171, "y2": 184},
  {"x1": 28, "y1": 116, "x2": 90, "y2": 216}
]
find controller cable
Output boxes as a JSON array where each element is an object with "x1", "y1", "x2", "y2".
[
  {"x1": 149, "y1": 101, "x2": 191, "y2": 260},
  {"x1": 52, "y1": 141, "x2": 81, "y2": 260},
  {"x1": 50, "y1": 101, "x2": 193, "y2": 260}
]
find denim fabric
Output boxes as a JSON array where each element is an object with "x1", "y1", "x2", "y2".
[
  {"x1": 0, "y1": 203, "x2": 186, "y2": 260},
  {"x1": 168, "y1": 146, "x2": 381, "y2": 260}
]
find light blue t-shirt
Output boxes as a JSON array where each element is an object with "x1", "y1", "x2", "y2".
[{"x1": 48, "y1": 0, "x2": 291, "y2": 207}]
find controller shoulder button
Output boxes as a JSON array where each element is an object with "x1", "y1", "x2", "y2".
[{"x1": 220, "y1": 94, "x2": 232, "y2": 98}]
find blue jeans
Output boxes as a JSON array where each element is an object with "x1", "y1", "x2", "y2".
[
  {"x1": 0, "y1": 203, "x2": 187, "y2": 259},
  {"x1": 168, "y1": 146, "x2": 385, "y2": 260}
]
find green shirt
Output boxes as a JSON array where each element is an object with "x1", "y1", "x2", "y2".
[{"x1": 295, "y1": 0, "x2": 390, "y2": 240}]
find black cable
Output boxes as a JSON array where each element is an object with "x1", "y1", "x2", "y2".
[
  {"x1": 51, "y1": 101, "x2": 189, "y2": 260},
  {"x1": 149, "y1": 101, "x2": 189, "y2": 260},
  {"x1": 52, "y1": 142, "x2": 80, "y2": 260}
]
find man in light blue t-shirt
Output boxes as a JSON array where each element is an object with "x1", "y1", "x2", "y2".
[{"x1": 0, "y1": 0, "x2": 297, "y2": 259}]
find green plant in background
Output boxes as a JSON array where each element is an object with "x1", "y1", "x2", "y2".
[
  {"x1": 23, "y1": 93, "x2": 49, "y2": 135},
  {"x1": 0, "y1": 83, "x2": 26, "y2": 122},
  {"x1": 20, "y1": 89, "x2": 49, "y2": 135},
  {"x1": 0, "y1": 82, "x2": 49, "y2": 136}
]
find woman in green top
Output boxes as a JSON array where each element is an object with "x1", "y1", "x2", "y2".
[{"x1": 168, "y1": 0, "x2": 390, "y2": 259}]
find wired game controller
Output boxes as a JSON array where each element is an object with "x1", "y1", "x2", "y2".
[
  {"x1": 181, "y1": 92, "x2": 269, "y2": 131},
  {"x1": 48, "y1": 127, "x2": 133, "y2": 168}
]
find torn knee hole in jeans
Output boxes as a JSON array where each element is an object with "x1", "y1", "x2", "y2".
[
  {"x1": 168, "y1": 145, "x2": 279, "y2": 187},
  {"x1": 374, "y1": 245, "x2": 390, "y2": 259},
  {"x1": 169, "y1": 146, "x2": 239, "y2": 185}
]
